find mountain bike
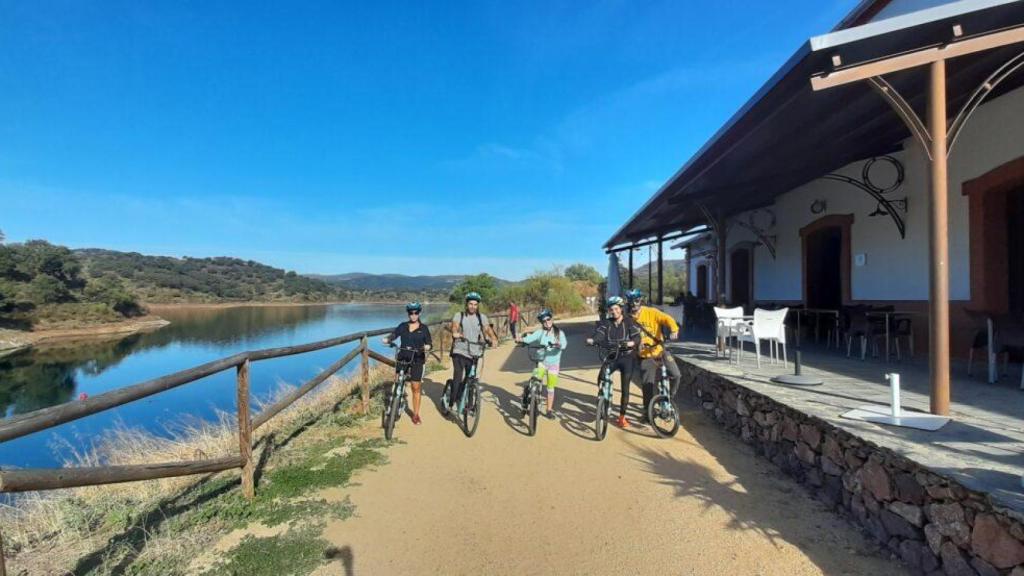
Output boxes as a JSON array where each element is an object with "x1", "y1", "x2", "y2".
[
  {"x1": 643, "y1": 343, "x2": 681, "y2": 438},
  {"x1": 516, "y1": 341, "x2": 560, "y2": 437},
  {"x1": 440, "y1": 337, "x2": 488, "y2": 438},
  {"x1": 587, "y1": 341, "x2": 633, "y2": 441},
  {"x1": 381, "y1": 344, "x2": 418, "y2": 441}
]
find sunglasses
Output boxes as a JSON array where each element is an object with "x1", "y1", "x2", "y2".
[{"x1": 408, "y1": 311, "x2": 420, "y2": 315}]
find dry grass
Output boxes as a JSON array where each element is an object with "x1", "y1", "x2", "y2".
[{"x1": 0, "y1": 359, "x2": 410, "y2": 572}]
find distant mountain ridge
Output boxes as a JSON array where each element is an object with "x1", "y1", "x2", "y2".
[{"x1": 309, "y1": 273, "x2": 499, "y2": 292}]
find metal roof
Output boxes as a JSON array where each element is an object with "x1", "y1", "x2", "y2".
[{"x1": 605, "y1": 0, "x2": 1024, "y2": 250}]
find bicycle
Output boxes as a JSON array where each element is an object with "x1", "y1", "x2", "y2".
[
  {"x1": 516, "y1": 341, "x2": 560, "y2": 437},
  {"x1": 587, "y1": 340, "x2": 633, "y2": 441},
  {"x1": 643, "y1": 342, "x2": 681, "y2": 438},
  {"x1": 440, "y1": 337, "x2": 488, "y2": 438},
  {"x1": 381, "y1": 344, "x2": 419, "y2": 441}
]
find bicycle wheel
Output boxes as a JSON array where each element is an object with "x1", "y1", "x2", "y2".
[
  {"x1": 384, "y1": 383, "x2": 402, "y2": 441},
  {"x1": 647, "y1": 394, "x2": 680, "y2": 438},
  {"x1": 594, "y1": 396, "x2": 609, "y2": 441},
  {"x1": 527, "y1": 384, "x2": 538, "y2": 437},
  {"x1": 439, "y1": 380, "x2": 452, "y2": 417},
  {"x1": 462, "y1": 380, "x2": 481, "y2": 438}
]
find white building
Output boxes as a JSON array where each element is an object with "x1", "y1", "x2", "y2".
[{"x1": 605, "y1": 0, "x2": 1024, "y2": 413}]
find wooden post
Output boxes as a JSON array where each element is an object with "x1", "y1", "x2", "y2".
[
  {"x1": 657, "y1": 238, "x2": 664, "y2": 305},
  {"x1": 360, "y1": 336, "x2": 370, "y2": 414},
  {"x1": 622, "y1": 248, "x2": 630, "y2": 289},
  {"x1": 1, "y1": 527, "x2": 7, "y2": 576},
  {"x1": 928, "y1": 58, "x2": 951, "y2": 416},
  {"x1": 716, "y1": 216, "x2": 727, "y2": 306},
  {"x1": 236, "y1": 359, "x2": 254, "y2": 500}
]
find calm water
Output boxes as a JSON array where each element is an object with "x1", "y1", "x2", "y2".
[{"x1": 0, "y1": 303, "x2": 445, "y2": 469}]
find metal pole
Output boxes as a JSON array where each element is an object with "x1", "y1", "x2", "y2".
[
  {"x1": 928, "y1": 59, "x2": 951, "y2": 416},
  {"x1": 657, "y1": 238, "x2": 664, "y2": 305}
]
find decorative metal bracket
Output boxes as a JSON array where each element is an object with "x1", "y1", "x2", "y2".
[
  {"x1": 731, "y1": 209, "x2": 778, "y2": 259},
  {"x1": 822, "y1": 155, "x2": 907, "y2": 238},
  {"x1": 868, "y1": 48, "x2": 1024, "y2": 159}
]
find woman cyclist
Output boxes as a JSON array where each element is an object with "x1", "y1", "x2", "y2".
[
  {"x1": 382, "y1": 302, "x2": 432, "y2": 425},
  {"x1": 586, "y1": 296, "x2": 641, "y2": 428},
  {"x1": 516, "y1": 308, "x2": 568, "y2": 419}
]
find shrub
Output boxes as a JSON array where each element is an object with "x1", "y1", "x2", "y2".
[{"x1": 25, "y1": 275, "x2": 71, "y2": 305}]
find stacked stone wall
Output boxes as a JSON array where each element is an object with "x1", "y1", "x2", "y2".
[{"x1": 679, "y1": 361, "x2": 1024, "y2": 576}]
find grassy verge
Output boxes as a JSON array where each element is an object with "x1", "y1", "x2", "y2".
[{"x1": 0, "y1": 358, "x2": 428, "y2": 576}]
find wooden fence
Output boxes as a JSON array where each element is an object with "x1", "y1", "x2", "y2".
[{"x1": 0, "y1": 310, "x2": 527, "y2": 574}]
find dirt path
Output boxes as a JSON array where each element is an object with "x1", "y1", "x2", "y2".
[{"x1": 322, "y1": 317, "x2": 906, "y2": 575}]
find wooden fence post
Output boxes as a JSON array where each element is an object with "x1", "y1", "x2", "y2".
[
  {"x1": 236, "y1": 359, "x2": 254, "y2": 500},
  {"x1": 1, "y1": 526, "x2": 7, "y2": 576},
  {"x1": 360, "y1": 336, "x2": 370, "y2": 414}
]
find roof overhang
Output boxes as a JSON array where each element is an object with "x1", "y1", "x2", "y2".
[{"x1": 605, "y1": 0, "x2": 1024, "y2": 249}]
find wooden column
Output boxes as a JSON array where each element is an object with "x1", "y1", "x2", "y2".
[
  {"x1": 360, "y1": 336, "x2": 370, "y2": 413},
  {"x1": 657, "y1": 238, "x2": 664, "y2": 305},
  {"x1": 647, "y1": 246, "x2": 653, "y2": 300},
  {"x1": 628, "y1": 249, "x2": 634, "y2": 290},
  {"x1": 716, "y1": 216, "x2": 727, "y2": 305},
  {"x1": 928, "y1": 59, "x2": 951, "y2": 416},
  {"x1": 236, "y1": 359, "x2": 254, "y2": 499}
]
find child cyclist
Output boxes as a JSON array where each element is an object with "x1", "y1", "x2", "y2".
[{"x1": 515, "y1": 308, "x2": 567, "y2": 419}]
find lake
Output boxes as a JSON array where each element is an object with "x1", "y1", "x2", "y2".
[{"x1": 0, "y1": 303, "x2": 447, "y2": 469}]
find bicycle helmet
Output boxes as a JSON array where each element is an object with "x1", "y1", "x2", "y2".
[
  {"x1": 625, "y1": 288, "x2": 644, "y2": 302},
  {"x1": 606, "y1": 296, "x2": 625, "y2": 309},
  {"x1": 465, "y1": 291, "x2": 482, "y2": 303},
  {"x1": 537, "y1": 308, "x2": 553, "y2": 322},
  {"x1": 405, "y1": 301, "x2": 422, "y2": 313}
]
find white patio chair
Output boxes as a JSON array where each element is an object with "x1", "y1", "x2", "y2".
[
  {"x1": 713, "y1": 306, "x2": 746, "y2": 357},
  {"x1": 737, "y1": 307, "x2": 789, "y2": 368}
]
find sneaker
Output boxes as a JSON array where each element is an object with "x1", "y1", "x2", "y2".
[
  {"x1": 412, "y1": 413, "x2": 422, "y2": 425},
  {"x1": 615, "y1": 415, "x2": 629, "y2": 428},
  {"x1": 545, "y1": 410, "x2": 555, "y2": 420}
]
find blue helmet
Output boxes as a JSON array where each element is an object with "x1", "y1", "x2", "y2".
[
  {"x1": 465, "y1": 291, "x2": 482, "y2": 303},
  {"x1": 625, "y1": 288, "x2": 644, "y2": 302},
  {"x1": 405, "y1": 301, "x2": 422, "y2": 313},
  {"x1": 537, "y1": 308, "x2": 553, "y2": 322},
  {"x1": 606, "y1": 296, "x2": 625, "y2": 309}
]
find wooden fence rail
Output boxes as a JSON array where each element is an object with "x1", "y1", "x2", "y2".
[{"x1": 0, "y1": 310, "x2": 529, "y2": 572}]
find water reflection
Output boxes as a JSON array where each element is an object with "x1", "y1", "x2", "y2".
[{"x1": 0, "y1": 303, "x2": 440, "y2": 470}]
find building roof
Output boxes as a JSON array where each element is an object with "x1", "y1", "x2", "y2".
[{"x1": 605, "y1": 0, "x2": 1024, "y2": 250}]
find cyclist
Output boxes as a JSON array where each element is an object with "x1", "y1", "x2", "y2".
[
  {"x1": 625, "y1": 288, "x2": 680, "y2": 421},
  {"x1": 449, "y1": 291, "x2": 499, "y2": 412},
  {"x1": 382, "y1": 302, "x2": 433, "y2": 425},
  {"x1": 516, "y1": 308, "x2": 568, "y2": 419},
  {"x1": 586, "y1": 296, "x2": 641, "y2": 428}
]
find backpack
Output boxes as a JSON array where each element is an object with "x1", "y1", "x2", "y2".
[{"x1": 458, "y1": 311, "x2": 486, "y2": 343}]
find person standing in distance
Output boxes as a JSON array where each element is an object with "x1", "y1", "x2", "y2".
[
  {"x1": 508, "y1": 300, "x2": 520, "y2": 341},
  {"x1": 449, "y1": 292, "x2": 499, "y2": 411}
]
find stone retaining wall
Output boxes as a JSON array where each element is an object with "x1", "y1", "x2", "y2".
[{"x1": 678, "y1": 360, "x2": 1024, "y2": 576}]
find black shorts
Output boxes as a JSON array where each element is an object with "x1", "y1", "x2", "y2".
[{"x1": 397, "y1": 350, "x2": 425, "y2": 381}]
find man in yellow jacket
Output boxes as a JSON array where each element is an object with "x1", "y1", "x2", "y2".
[{"x1": 626, "y1": 289, "x2": 681, "y2": 422}]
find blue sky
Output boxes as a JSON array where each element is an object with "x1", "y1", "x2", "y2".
[{"x1": 0, "y1": 1, "x2": 856, "y2": 280}]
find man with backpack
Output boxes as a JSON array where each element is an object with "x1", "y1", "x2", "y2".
[
  {"x1": 626, "y1": 288, "x2": 681, "y2": 422},
  {"x1": 448, "y1": 291, "x2": 499, "y2": 412}
]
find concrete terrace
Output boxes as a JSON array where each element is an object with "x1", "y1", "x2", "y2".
[{"x1": 671, "y1": 335, "x2": 1024, "y2": 516}]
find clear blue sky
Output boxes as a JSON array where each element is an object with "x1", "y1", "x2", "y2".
[{"x1": 0, "y1": 1, "x2": 855, "y2": 280}]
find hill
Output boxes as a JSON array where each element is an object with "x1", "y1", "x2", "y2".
[
  {"x1": 77, "y1": 249, "x2": 348, "y2": 303},
  {"x1": 310, "y1": 273, "x2": 470, "y2": 293},
  {"x1": 628, "y1": 259, "x2": 687, "y2": 277}
]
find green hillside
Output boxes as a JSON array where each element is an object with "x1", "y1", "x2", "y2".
[{"x1": 76, "y1": 249, "x2": 348, "y2": 304}]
